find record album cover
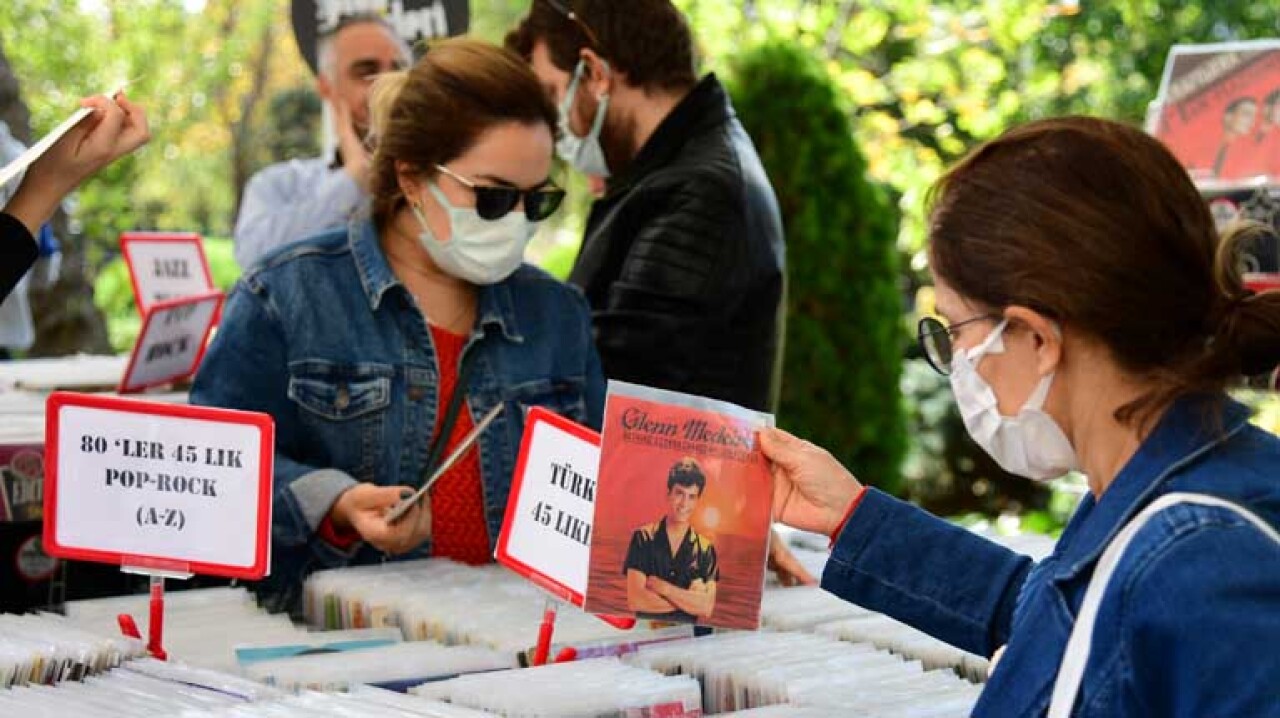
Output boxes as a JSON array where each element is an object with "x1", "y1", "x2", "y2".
[{"x1": 584, "y1": 381, "x2": 774, "y2": 631}]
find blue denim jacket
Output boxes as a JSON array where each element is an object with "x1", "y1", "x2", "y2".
[
  {"x1": 823, "y1": 397, "x2": 1280, "y2": 717},
  {"x1": 191, "y1": 217, "x2": 605, "y2": 611}
]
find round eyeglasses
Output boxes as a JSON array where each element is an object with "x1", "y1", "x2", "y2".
[{"x1": 917, "y1": 314, "x2": 998, "y2": 376}]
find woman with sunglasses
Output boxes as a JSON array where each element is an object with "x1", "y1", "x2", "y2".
[
  {"x1": 759, "y1": 116, "x2": 1280, "y2": 716},
  {"x1": 192, "y1": 39, "x2": 602, "y2": 613}
]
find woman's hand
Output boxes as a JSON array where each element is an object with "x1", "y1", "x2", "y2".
[
  {"x1": 329, "y1": 483, "x2": 431, "y2": 555},
  {"x1": 37, "y1": 93, "x2": 151, "y2": 191},
  {"x1": 7, "y1": 93, "x2": 150, "y2": 235},
  {"x1": 759, "y1": 427, "x2": 864, "y2": 536}
]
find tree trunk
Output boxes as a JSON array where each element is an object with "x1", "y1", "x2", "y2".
[
  {"x1": 0, "y1": 35, "x2": 112, "y2": 357},
  {"x1": 231, "y1": 21, "x2": 277, "y2": 224}
]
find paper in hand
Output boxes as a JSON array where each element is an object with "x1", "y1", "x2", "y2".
[{"x1": 0, "y1": 82, "x2": 129, "y2": 190}]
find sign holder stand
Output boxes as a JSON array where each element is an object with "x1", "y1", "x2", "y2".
[
  {"x1": 119, "y1": 561, "x2": 194, "y2": 660},
  {"x1": 43, "y1": 393, "x2": 274, "y2": 663},
  {"x1": 531, "y1": 598, "x2": 559, "y2": 666}
]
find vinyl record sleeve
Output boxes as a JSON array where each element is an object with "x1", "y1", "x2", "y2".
[{"x1": 584, "y1": 381, "x2": 774, "y2": 630}]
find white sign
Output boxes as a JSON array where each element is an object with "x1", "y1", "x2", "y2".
[
  {"x1": 43, "y1": 393, "x2": 273, "y2": 579},
  {"x1": 496, "y1": 407, "x2": 600, "y2": 605},
  {"x1": 120, "y1": 232, "x2": 216, "y2": 315},
  {"x1": 119, "y1": 292, "x2": 222, "y2": 394}
]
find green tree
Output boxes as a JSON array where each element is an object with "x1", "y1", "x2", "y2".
[
  {"x1": 728, "y1": 40, "x2": 906, "y2": 492},
  {"x1": 0, "y1": 0, "x2": 309, "y2": 352}
]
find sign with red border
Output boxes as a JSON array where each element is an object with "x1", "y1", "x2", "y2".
[
  {"x1": 118, "y1": 291, "x2": 223, "y2": 394},
  {"x1": 120, "y1": 232, "x2": 216, "y2": 317},
  {"x1": 43, "y1": 392, "x2": 274, "y2": 580},
  {"x1": 497, "y1": 407, "x2": 600, "y2": 607}
]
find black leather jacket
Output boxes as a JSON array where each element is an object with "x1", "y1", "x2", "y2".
[{"x1": 571, "y1": 74, "x2": 785, "y2": 412}]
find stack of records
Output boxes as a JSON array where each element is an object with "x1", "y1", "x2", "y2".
[
  {"x1": 304, "y1": 559, "x2": 686, "y2": 656},
  {"x1": 410, "y1": 657, "x2": 701, "y2": 717},
  {"x1": 64, "y1": 587, "x2": 307, "y2": 673},
  {"x1": 813, "y1": 614, "x2": 989, "y2": 682},
  {"x1": 0, "y1": 657, "x2": 282, "y2": 715},
  {"x1": 626, "y1": 630, "x2": 980, "y2": 716},
  {"x1": 241, "y1": 641, "x2": 515, "y2": 693},
  {"x1": 759, "y1": 584, "x2": 989, "y2": 680},
  {"x1": 758, "y1": 585, "x2": 871, "y2": 632},
  {"x1": 0, "y1": 657, "x2": 498, "y2": 716},
  {"x1": 0, "y1": 613, "x2": 144, "y2": 687}
]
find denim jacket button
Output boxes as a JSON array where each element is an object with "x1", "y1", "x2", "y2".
[
  {"x1": 335, "y1": 384, "x2": 351, "y2": 411},
  {"x1": 408, "y1": 386, "x2": 426, "y2": 402}
]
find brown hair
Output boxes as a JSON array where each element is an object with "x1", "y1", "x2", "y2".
[
  {"x1": 928, "y1": 116, "x2": 1280, "y2": 426},
  {"x1": 504, "y1": 0, "x2": 697, "y2": 92},
  {"x1": 366, "y1": 38, "x2": 558, "y2": 225}
]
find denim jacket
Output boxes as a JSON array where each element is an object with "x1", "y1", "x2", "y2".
[
  {"x1": 822, "y1": 397, "x2": 1280, "y2": 717},
  {"x1": 191, "y1": 217, "x2": 605, "y2": 611}
]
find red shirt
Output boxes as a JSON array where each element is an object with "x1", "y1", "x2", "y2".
[{"x1": 425, "y1": 324, "x2": 491, "y2": 564}]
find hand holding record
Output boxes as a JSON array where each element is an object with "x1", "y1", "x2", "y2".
[{"x1": 759, "y1": 427, "x2": 864, "y2": 537}]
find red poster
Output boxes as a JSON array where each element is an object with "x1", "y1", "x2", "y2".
[
  {"x1": 584, "y1": 381, "x2": 773, "y2": 631},
  {"x1": 1150, "y1": 41, "x2": 1280, "y2": 188}
]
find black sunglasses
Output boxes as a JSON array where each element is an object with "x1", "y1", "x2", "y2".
[
  {"x1": 436, "y1": 165, "x2": 566, "y2": 222},
  {"x1": 917, "y1": 314, "x2": 999, "y2": 376}
]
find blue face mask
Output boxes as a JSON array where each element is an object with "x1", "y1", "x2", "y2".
[{"x1": 556, "y1": 59, "x2": 611, "y2": 178}]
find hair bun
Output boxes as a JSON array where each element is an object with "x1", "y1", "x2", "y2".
[{"x1": 1212, "y1": 291, "x2": 1280, "y2": 377}]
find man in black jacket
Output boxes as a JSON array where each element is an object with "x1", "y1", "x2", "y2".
[{"x1": 507, "y1": 0, "x2": 786, "y2": 414}]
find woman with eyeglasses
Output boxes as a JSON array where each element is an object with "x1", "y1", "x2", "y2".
[
  {"x1": 192, "y1": 39, "x2": 602, "y2": 613},
  {"x1": 760, "y1": 117, "x2": 1280, "y2": 716}
]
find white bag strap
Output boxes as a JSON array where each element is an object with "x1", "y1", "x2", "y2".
[{"x1": 1047, "y1": 492, "x2": 1280, "y2": 718}]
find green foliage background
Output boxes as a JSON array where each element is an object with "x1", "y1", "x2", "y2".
[{"x1": 727, "y1": 40, "x2": 906, "y2": 493}]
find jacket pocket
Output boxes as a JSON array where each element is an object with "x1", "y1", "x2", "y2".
[
  {"x1": 503, "y1": 375, "x2": 588, "y2": 424},
  {"x1": 286, "y1": 361, "x2": 393, "y2": 481},
  {"x1": 288, "y1": 361, "x2": 393, "y2": 421}
]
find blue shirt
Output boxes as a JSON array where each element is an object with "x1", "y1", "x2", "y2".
[
  {"x1": 823, "y1": 397, "x2": 1280, "y2": 717},
  {"x1": 233, "y1": 156, "x2": 365, "y2": 270},
  {"x1": 191, "y1": 216, "x2": 605, "y2": 611}
]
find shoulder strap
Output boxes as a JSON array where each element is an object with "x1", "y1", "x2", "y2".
[
  {"x1": 1048, "y1": 492, "x2": 1280, "y2": 718},
  {"x1": 421, "y1": 347, "x2": 477, "y2": 482}
]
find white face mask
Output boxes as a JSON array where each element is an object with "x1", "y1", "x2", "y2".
[
  {"x1": 949, "y1": 319, "x2": 1080, "y2": 482},
  {"x1": 410, "y1": 183, "x2": 533, "y2": 285},
  {"x1": 556, "y1": 59, "x2": 611, "y2": 178}
]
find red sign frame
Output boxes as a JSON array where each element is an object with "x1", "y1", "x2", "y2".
[
  {"x1": 42, "y1": 392, "x2": 274, "y2": 580},
  {"x1": 120, "y1": 231, "x2": 216, "y2": 317},
  {"x1": 496, "y1": 407, "x2": 601, "y2": 608},
  {"x1": 117, "y1": 291, "x2": 224, "y2": 395}
]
